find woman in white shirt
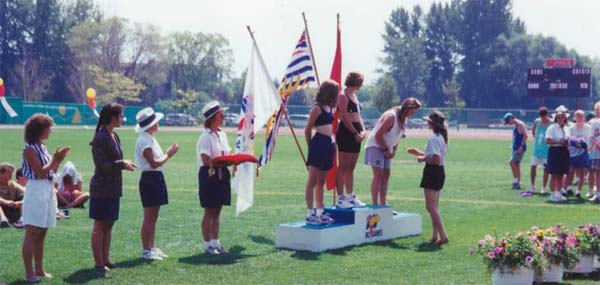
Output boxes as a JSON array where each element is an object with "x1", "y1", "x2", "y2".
[
  {"x1": 545, "y1": 105, "x2": 571, "y2": 202},
  {"x1": 564, "y1": 109, "x2": 590, "y2": 198},
  {"x1": 134, "y1": 107, "x2": 179, "y2": 260},
  {"x1": 364, "y1": 97, "x2": 421, "y2": 206},
  {"x1": 196, "y1": 101, "x2": 231, "y2": 255},
  {"x1": 407, "y1": 111, "x2": 449, "y2": 245}
]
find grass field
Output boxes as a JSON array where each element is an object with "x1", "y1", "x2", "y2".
[{"x1": 1, "y1": 127, "x2": 600, "y2": 284}]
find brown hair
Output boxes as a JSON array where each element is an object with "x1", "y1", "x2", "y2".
[
  {"x1": 344, "y1": 72, "x2": 364, "y2": 88},
  {"x1": 15, "y1": 168, "x2": 23, "y2": 179},
  {"x1": 94, "y1": 103, "x2": 123, "y2": 133},
  {"x1": 316, "y1": 80, "x2": 339, "y2": 107},
  {"x1": 538, "y1": 107, "x2": 549, "y2": 117},
  {"x1": 204, "y1": 114, "x2": 218, "y2": 129},
  {"x1": 395, "y1": 97, "x2": 422, "y2": 129},
  {"x1": 24, "y1": 114, "x2": 54, "y2": 144},
  {"x1": 0, "y1": 162, "x2": 14, "y2": 174},
  {"x1": 428, "y1": 111, "x2": 448, "y2": 144}
]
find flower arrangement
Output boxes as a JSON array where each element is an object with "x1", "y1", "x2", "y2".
[
  {"x1": 529, "y1": 224, "x2": 579, "y2": 269},
  {"x1": 573, "y1": 224, "x2": 600, "y2": 256},
  {"x1": 472, "y1": 232, "x2": 545, "y2": 273}
]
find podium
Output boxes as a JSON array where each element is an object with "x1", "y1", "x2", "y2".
[{"x1": 275, "y1": 205, "x2": 422, "y2": 252}]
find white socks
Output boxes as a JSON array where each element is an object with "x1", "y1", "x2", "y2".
[
  {"x1": 204, "y1": 239, "x2": 221, "y2": 249},
  {"x1": 316, "y1": 208, "x2": 324, "y2": 217}
]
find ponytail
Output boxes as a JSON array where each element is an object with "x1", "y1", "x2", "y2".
[
  {"x1": 90, "y1": 103, "x2": 124, "y2": 145},
  {"x1": 434, "y1": 126, "x2": 449, "y2": 144},
  {"x1": 395, "y1": 97, "x2": 422, "y2": 129}
]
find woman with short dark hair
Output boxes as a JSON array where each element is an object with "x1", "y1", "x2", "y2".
[
  {"x1": 89, "y1": 103, "x2": 136, "y2": 276},
  {"x1": 21, "y1": 114, "x2": 70, "y2": 282}
]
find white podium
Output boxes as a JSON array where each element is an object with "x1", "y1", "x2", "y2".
[{"x1": 275, "y1": 205, "x2": 422, "y2": 252}]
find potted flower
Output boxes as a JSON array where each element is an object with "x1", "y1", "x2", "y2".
[
  {"x1": 472, "y1": 232, "x2": 545, "y2": 285},
  {"x1": 530, "y1": 225, "x2": 579, "y2": 283},
  {"x1": 567, "y1": 224, "x2": 600, "y2": 274}
]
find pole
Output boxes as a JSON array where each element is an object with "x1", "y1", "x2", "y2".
[{"x1": 302, "y1": 12, "x2": 321, "y2": 85}]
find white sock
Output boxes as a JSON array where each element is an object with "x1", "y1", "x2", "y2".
[
  {"x1": 513, "y1": 178, "x2": 519, "y2": 183},
  {"x1": 210, "y1": 239, "x2": 219, "y2": 247},
  {"x1": 576, "y1": 190, "x2": 581, "y2": 195},
  {"x1": 316, "y1": 208, "x2": 324, "y2": 216},
  {"x1": 307, "y1": 209, "x2": 313, "y2": 217},
  {"x1": 204, "y1": 241, "x2": 211, "y2": 249}
]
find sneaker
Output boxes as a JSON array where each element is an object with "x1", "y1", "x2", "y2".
[
  {"x1": 511, "y1": 182, "x2": 521, "y2": 190},
  {"x1": 214, "y1": 245, "x2": 228, "y2": 254},
  {"x1": 24, "y1": 275, "x2": 42, "y2": 283},
  {"x1": 204, "y1": 246, "x2": 219, "y2": 255},
  {"x1": 550, "y1": 195, "x2": 566, "y2": 203},
  {"x1": 586, "y1": 192, "x2": 595, "y2": 199},
  {"x1": 151, "y1": 248, "x2": 168, "y2": 258},
  {"x1": 93, "y1": 266, "x2": 109, "y2": 278},
  {"x1": 541, "y1": 188, "x2": 547, "y2": 195},
  {"x1": 527, "y1": 186, "x2": 536, "y2": 193},
  {"x1": 141, "y1": 249, "x2": 162, "y2": 260},
  {"x1": 319, "y1": 213, "x2": 335, "y2": 224},
  {"x1": 0, "y1": 219, "x2": 9, "y2": 228},
  {"x1": 336, "y1": 195, "x2": 353, "y2": 209},
  {"x1": 566, "y1": 189, "x2": 574, "y2": 196},
  {"x1": 591, "y1": 196, "x2": 600, "y2": 203},
  {"x1": 305, "y1": 214, "x2": 322, "y2": 225},
  {"x1": 13, "y1": 220, "x2": 24, "y2": 229},
  {"x1": 349, "y1": 193, "x2": 367, "y2": 208},
  {"x1": 576, "y1": 193, "x2": 582, "y2": 199}
]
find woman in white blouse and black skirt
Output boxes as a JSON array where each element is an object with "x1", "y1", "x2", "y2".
[
  {"x1": 196, "y1": 101, "x2": 231, "y2": 255},
  {"x1": 545, "y1": 105, "x2": 571, "y2": 203}
]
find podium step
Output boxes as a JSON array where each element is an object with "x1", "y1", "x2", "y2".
[{"x1": 275, "y1": 205, "x2": 422, "y2": 252}]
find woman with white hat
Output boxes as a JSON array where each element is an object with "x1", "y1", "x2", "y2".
[
  {"x1": 545, "y1": 105, "x2": 571, "y2": 202},
  {"x1": 195, "y1": 101, "x2": 230, "y2": 254},
  {"x1": 134, "y1": 107, "x2": 179, "y2": 260}
]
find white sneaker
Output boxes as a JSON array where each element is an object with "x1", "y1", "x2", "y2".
[
  {"x1": 527, "y1": 186, "x2": 536, "y2": 193},
  {"x1": 350, "y1": 193, "x2": 367, "y2": 208},
  {"x1": 305, "y1": 214, "x2": 322, "y2": 225},
  {"x1": 142, "y1": 249, "x2": 162, "y2": 260},
  {"x1": 319, "y1": 213, "x2": 335, "y2": 224},
  {"x1": 586, "y1": 192, "x2": 595, "y2": 199},
  {"x1": 549, "y1": 192, "x2": 566, "y2": 203},
  {"x1": 151, "y1": 247, "x2": 168, "y2": 258},
  {"x1": 540, "y1": 188, "x2": 547, "y2": 195},
  {"x1": 336, "y1": 195, "x2": 354, "y2": 209}
]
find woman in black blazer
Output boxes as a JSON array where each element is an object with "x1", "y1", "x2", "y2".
[{"x1": 89, "y1": 103, "x2": 136, "y2": 276}]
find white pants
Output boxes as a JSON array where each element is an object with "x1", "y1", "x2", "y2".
[{"x1": 22, "y1": 179, "x2": 57, "y2": 228}]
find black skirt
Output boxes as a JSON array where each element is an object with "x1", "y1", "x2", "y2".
[
  {"x1": 336, "y1": 122, "x2": 363, "y2": 153},
  {"x1": 198, "y1": 166, "x2": 231, "y2": 208},
  {"x1": 547, "y1": 146, "x2": 570, "y2": 175},
  {"x1": 139, "y1": 171, "x2": 169, "y2": 208},
  {"x1": 420, "y1": 164, "x2": 445, "y2": 191},
  {"x1": 89, "y1": 197, "x2": 120, "y2": 221}
]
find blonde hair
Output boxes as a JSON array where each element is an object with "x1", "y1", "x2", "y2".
[{"x1": 595, "y1": 102, "x2": 600, "y2": 113}]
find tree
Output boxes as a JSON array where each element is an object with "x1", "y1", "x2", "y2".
[
  {"x1": 373, "y1": 75, "x2": 399, "y2": 112},
  {"x1": 89, "y1": 65, "x2": 144, "y2": 104},
  {"x1": 442, "y1": 80, "x2": 464, "y2": 131},
  {"x1": 423, "y1": 3, "x2": 458, "y2": 107},
  {"x1": 0, "y1": 0, "x2": 34, "y2": 97},
  {"x1": 382, "y1": 6, "x2": 430, "y2": 103}
]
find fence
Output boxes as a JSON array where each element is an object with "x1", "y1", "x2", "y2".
[
  {"x1": 0, "y1": 97, "x2": 160, "y2": 126},
  {"x1": 0, "y1": 97, "x2": 590, "y2": 128}
]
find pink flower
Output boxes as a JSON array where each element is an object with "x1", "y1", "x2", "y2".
[
  {"x1": 495, "y1": 247, "x2": 503, "y2": 254},
  {"x1": 469, "y1": 248, "x2": 475, "y2": 255},
  {"x1": 487, "y1": 252, "x2": 496, "y2": 259},
  {"x1": 531, "y1": 226, "x2": 539, "y2": 232},
  {"x1": 525, "y1": 256, "x2": 534, "y2": 264},
  {"x1": 478, "y1": 240, "x2": 484, "y2": 248}
]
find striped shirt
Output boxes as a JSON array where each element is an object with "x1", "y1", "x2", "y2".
[{"x1": 21, "y1": 143, "x2": 53, "y2": 180}]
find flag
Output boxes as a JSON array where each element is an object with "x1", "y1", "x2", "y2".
[
  {"x1": 232, "y1": 37, "x2": 281, "y2": 216},
  {"x1": 258, "y1": 31, "x2": 316, "y2": 168},
  {"x1": 0, "y1": 78, "x2": 18, "y2": 117},
  {"x1": 325, "y1": 22, "x2": 342, "y2": 190}
]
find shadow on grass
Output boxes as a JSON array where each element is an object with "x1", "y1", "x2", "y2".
[
  {"x1": 178, "y1": 245, "x2": 255, "y2": 265},
  {"x1": 62, "y1": 258, "x2": 147, "y2": 284},
  {"x1": 249, "y1": 234, "x2": 274, "y2": 245},
  {"x1": 373, "y1": 240, "x2": 411, "y2": 250},
  {"x1": 414, "y1": 241, "x2": 442, "y2": 252},
  {"x1": 564, "y1": 271, "x2": 600, "y2": 282},
  {"x1": 544, "y1": 198, "x2": 586, "y2": 205}
]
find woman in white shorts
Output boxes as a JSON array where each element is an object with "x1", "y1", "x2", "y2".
[{"x1": 20, "y1": 114, "x2": 70, "y2": 282}]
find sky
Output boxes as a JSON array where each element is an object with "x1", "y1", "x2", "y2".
[{"x1": 95, "y1": 0, "x2": 600, "y2": 84}]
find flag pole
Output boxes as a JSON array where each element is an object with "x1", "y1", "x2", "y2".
[{"x1": 302, "y1": 12, "x2": 321, "y2": 85}]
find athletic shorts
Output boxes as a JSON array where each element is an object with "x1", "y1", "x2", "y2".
[
  {"x1": 530, "y1": 156, "x2": 547, "y2": 167},
  {"x1": 364, "y1": 147, "x2": 392, "y2": 169}
]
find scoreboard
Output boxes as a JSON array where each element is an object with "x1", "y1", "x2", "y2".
[{"x1": 527, "y1": 67, "x2": 591, "y2": 97}]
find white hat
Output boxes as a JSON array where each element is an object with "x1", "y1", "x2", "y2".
[
  {"x1": 135, "y1": 107, "x2": 164, "y2": 132},
  {"x1": 551, "y1": 105, "x2": 569, "y2": 121},
  {"x1": 201, "y1": 100, "x2": 228, "y2": 120}
]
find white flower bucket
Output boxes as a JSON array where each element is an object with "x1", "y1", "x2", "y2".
[
  {"x1": 491, "y1": 266, "x2": 534, "y2": 285},
  {"x1": 566, "y1": 254, "x2": 594, "y2": 274},
  {"x1": 594, "y1": 254, "x2": 600, "y2": 268},
  {"x1": 535, "y1": 262, "x2": 564, "y2": 283}
]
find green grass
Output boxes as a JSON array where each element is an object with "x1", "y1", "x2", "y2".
[{"x1": 1, "y1": 127, "x2": 599, "y2": 284}]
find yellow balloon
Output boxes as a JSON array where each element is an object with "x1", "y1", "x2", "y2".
[
  {"x1": 86, "y1": 88, "x2": 96, "y2": 99},
  {"x1": 0, "y1": 78, "x2": 3, "y2": 86},
  {"x1": 58, "y1": 105, "x2": 67, "y2": 116}
]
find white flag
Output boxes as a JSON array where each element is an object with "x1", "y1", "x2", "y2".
[{"x1": 232, "y1": 38, "x2": 280, "y2": 216}]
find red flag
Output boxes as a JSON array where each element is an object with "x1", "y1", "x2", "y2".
[{"x1": 325, "y1": 20, "x2": 342, "y2": 191}]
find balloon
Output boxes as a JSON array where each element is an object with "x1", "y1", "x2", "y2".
[
  {"x1": 88, "y1": 97, "x2": 96, "y2": 109},
  {"x1": 86, "y1": 88, "x2": 96, "y2": 99},
  {"x1": 0, "y1": 78, "x2": 4, "y2": 86},
  {"x1": 58, "y1": 105, "x2": 66, "y2": 115}
]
